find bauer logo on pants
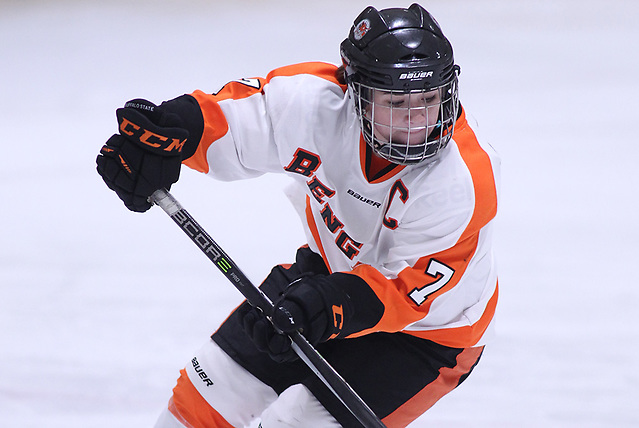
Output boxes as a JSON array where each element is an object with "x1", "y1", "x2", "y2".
[{"x1": 192, "y1": 357, "x2": 214, "y2": 387}]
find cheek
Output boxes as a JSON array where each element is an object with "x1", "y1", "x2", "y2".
[
  {"x1": 368, "y1": 104, "x2": 390, "y2": 120},
  {"x1": 426, "y1": 106, "x2": 440, "y2": 126}
]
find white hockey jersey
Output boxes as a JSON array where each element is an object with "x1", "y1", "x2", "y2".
[{"x1": 184, "y1": 62, "x2": 500, "y2": 348}]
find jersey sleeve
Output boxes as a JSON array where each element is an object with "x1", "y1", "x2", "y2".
[{"x1": 182, "y1": 62, "x2": 346, "y2": 181}]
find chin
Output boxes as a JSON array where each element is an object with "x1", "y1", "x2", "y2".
[{"x1": 392, "y1": 133, "x2": 427, "y2": 146}]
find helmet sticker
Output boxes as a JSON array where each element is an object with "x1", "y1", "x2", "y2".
[{"x1": 353, "y1": 19, "x2": 371, "y2": 40}]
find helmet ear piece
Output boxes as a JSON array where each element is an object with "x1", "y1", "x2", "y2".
[{"x1": 407, "y1": 3, "x2": 445, "y2": 37}]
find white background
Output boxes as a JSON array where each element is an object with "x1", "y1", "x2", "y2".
[{"x1": 1, "y1": 0, "x2": 638, "y2": 426}]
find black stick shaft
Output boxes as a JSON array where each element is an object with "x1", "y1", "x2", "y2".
[{"x1": 150, "y1": 189, "x2": 385, "y2": 428}]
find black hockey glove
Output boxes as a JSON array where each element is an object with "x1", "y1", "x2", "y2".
[
  {"x1": 96, "y1": 97, "x2": 202, "y2": 212},
  {"x1": 240, "y1": 272, "x2": 385, "y2": 363}
]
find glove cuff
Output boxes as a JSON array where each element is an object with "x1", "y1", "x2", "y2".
[{"x1": 321, "y1": 273, "x2": 384, "y2": 339}]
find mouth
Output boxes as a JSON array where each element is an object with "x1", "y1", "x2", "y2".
[{"x1": 390, "y1": 128, "x2": 427, "y2": 145}]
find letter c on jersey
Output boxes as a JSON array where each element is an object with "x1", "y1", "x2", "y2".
[{"x1": 383, "y1": 180, "x2": 409, "y2": 229}]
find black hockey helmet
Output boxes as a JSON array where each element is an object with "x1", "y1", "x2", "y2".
[{"x1": 340, "y1": 4, "x2": 461, "y2": 164}]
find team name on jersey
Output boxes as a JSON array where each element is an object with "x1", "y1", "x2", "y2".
[
  {"x1": 284, "y1": 148, "x2": 363, "y2": 260},
  {"x1": 284, "y1": 148, "x2": 412, "y2": 260}
]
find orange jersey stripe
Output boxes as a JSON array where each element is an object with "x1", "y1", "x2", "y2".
[
  {"x1": 454, "y1": 109, "x2": 499, "y2": 241},
  {"x1": 381, "y1": 346, "x2": 484, "y2": 427},
  {"x1": 266, "y1": 61, "x2": 347, "y2": 90},
  {"x1": 169, "y1": 369, "x2": 234, "y2": 428},
  {"x1": 305, "y1": 195, "x2": 333, "y2": 274}
]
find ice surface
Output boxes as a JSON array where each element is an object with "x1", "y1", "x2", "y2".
[{"x1": 1, "y1": 0, "x2": 638, "y2": 426}]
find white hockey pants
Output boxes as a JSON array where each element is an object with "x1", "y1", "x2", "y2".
[{"x1": 153, "y1": 340, "x2": 341, "y2": 428}]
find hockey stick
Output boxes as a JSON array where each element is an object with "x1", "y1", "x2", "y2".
[{"x1": 150, "y1": 188, "x2": 386, "y2": 428}]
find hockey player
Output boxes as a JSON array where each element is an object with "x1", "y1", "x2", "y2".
[{"x1": 96, "y1": 4, "x2": 500, "y2": 427}]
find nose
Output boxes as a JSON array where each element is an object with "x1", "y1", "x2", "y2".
[{"x1": 407, "y1": 105, "x2": 428, "y2": 127}]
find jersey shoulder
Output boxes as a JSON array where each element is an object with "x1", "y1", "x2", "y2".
[
  {"x1": 449, "y1": 108, "x2": 500, "y2": 240},
  {"x1": 266, "y1": 62, "x2": 347, "y2": 92}
]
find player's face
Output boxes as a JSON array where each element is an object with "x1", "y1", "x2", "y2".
[{"x1": 367, "y1": 89, "x2": 441, "y2": 145}]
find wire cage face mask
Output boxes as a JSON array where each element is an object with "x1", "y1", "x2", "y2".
[{"x1": 350, "y1": 77, "x2": 459, "y2": 165}]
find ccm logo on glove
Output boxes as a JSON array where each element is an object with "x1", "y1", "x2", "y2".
[
  {"x1": 97, "y1": 98, "x2": 193, "y2": 212},
  {"x1": 118, "y1": 113, "x2": 186, "y2": 154}
]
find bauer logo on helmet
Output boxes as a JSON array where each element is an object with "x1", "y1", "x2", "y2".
[{"x1": 399, "y1": 71, "x2": 434, "y2": 81}]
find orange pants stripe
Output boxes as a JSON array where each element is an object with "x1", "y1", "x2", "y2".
[
  {"x1": 381, "y1": 346, "x2": 484, "y2": 427},
  {"x1": 169, "y1": 369, "x2": 234, "y2": 428}
]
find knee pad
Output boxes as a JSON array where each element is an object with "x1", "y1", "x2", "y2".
[{"x1": 259, "y1": 384, "x2": 340, "y2": 428}]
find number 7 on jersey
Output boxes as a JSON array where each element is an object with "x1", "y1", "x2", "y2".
[{"x1": 408, "y1": 259, "x2": 455, "y2": 306}]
